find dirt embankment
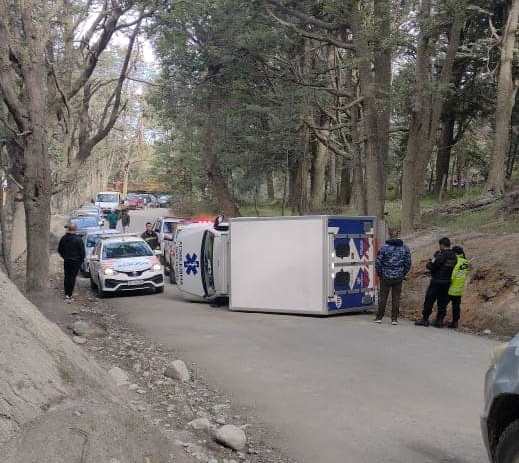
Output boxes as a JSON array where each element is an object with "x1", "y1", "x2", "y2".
[
  {"x1": 0, "y1": 268, "x2": 191, "y2": 463},
  {"x1": 400, "y1": 231, "x2": 519, "y2": 337}
]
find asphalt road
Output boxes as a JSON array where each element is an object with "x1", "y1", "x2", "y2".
[{"x1": 113, "y1": 208, "x2": 496, "y2": 463}]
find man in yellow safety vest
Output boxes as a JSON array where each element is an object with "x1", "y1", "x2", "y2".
[{"x1": 447, "y1": 246, "x2": 469, "y2": 329}]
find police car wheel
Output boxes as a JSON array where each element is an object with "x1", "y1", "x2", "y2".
[
  {"x1": 495, "y1": 419, "x2": 519, "y2": 463},
  {"x1": 96, "y1": 275, "x2": 106, "y2": 298}
]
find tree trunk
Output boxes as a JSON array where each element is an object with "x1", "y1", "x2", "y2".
[
  {"x1": 401, "y1": 3, "x2": 464, "y2": 233},
  {"x1": 0, "y1": 180, "x2": 16, "y2": 276},
  {"x1": 434, "y1": 116, "x2": 456, "y2": 195},
  {"x1": 351, "y1": 105, "x2": 367, "y2": 215},
  {"x1": 288, "y1": 162, "x2": 297, "y2": 208},
  {"x1": 24, "y1": 137, "x2": 51, "y2": 292},
  {"x1": 266, "y1": 171, "x2": 275, "y2": 201},
  {"x1": 487, "y1": 0, "x2": 519, "y2": 195},
  {"x1": 203, "y1": 96, "x2": 240, "y2": 217},
  {"x1": 350, "y1": 8, "x2": 387, "y2": 218},
  {"x1": 21, "y1": 19, "x2": 51, "y2": 292},
  {"x1": 506, "y1": 137, "x2": 519, "y2": 179},
  {"x1": 374, "y1": 0, "x2": 392, "y2": 195},
  {"x1": 328, "y1": 151, "x2": 337, "y2": 201},
  {"x1": 338, "y1": 160, "x2": 352, "y2": 206},
  {"x1": 309, "y1": 112, "x2": 330, "y2": 211}
]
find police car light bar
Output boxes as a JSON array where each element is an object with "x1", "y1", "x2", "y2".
[{"x1": 99, "y1": 233, "x2": 139, "y2": 239}]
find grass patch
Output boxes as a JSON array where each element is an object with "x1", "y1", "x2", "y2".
[
  {"x1": 421, "y1": 205, "x2": 519, "y2": 234},
  {"x1": 239, "y1": 202, "x2": 294, "y2": 217}
]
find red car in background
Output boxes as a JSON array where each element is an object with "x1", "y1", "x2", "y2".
[{"x1": 126, "y1": 193, "x2": 144, "y2": 210}]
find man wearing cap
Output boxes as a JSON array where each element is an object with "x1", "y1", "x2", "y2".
[{"x1": 58, "y1": 223, "x2": 85, "y2": 302}]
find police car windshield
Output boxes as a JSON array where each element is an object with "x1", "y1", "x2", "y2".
[
  {"x1": 71, "y1": 216, "x2": 98, "y2": 229},
  {"x1": 86, "y1": 235, "x2": 100, "y2": 247},
  {"x1": 103, "y1": 241, "x2": 153, "y2": 259},
  {"x1": 97, "y1": 194, "x2": 118, "y2": 202}
]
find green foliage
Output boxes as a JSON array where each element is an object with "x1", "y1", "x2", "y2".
[{"x1": 148, "y1": 0, "x2": 308, "y2": 204}]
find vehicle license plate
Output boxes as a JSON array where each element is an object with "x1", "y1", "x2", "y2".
[{"x1": 128, "y1": 280, "x2": 144, "y2": 286}]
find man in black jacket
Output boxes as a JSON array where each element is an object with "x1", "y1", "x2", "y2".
[
  {"x1": 141, "y1": 222, "x2": 159, "y2": 250},
  {"x1": 58, "y1": 223, "x2": 85, "y2": 301},
  {"x1": 415, "y1": 237, "x2": 457, "y2": 327}
]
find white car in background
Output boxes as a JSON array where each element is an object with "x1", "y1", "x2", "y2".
[
  {"x1": 89, "y1": 235, "x2": 164, "y2": 297},
  {"x1": 95, "y1": 191, "x2": 121, "y2": 215}
]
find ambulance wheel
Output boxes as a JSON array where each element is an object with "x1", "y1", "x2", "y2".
[
  {"x1": 155, "y1": 286, "x2": 164, "y2": 294},
  {"x1": 169, "y1": 269, "x2": 176, "y2": 284}
]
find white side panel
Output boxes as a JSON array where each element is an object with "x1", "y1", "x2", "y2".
[{"x1": 230, "y1": 218, "x2": 324, "y2": 314}]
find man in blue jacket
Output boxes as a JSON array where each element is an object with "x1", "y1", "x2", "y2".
[{"x1": 374, "y1": 231, "x2": 412, "y2": 325}]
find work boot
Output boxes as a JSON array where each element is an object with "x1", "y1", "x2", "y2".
[
  {"x1": 415, "y1": 319, "x2": 430, "y2": 327},
  {"x1": 447, "y1": 321, "x2": 458, "y2": 329},
  {"x1": 432, "y1": 318, "x2": 444, "y2": 328}
]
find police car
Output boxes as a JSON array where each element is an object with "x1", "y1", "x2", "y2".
[
  {"x1": 80, "y1": 229, "x2": 120, "y2": 275},
  {"x1": 89, "y1": 234, "x2": 164, "y2": 297}
]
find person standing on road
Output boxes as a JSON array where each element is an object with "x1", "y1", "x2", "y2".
[
  {"x1": 374, "y1": 231, "x2": 412, "y2": 325},
  {"x1": 415, "y1": 237, "x2": 457, "y2": 328},
  {"x1": 58, "y1": 223, "x2": 85, "y2": 302},
  {"x1": 106, "y1": 209, "x2": 118, "y2": 230},
  {"x1": 446, "y1": 246, "x2": 469, "y2": 329},
  {"x1": 141, "y1": 222, "x2": 159, "y2": 250},
  {"x1": 120, "y1": 207, "x2": 130, "y2": 233}
]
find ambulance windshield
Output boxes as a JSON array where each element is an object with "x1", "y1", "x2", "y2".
[{"x1": 201, "y1": 231, "x2": 215, "y2": 297}]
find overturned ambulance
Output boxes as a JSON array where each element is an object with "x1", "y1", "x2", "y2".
[{"x1": 174, "y1": 216, "x2": 378, "y2": 316}]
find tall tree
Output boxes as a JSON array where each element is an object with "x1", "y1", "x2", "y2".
[
  {"x1": 0, "y1": 0, "x2": 147, "y2": 290},
  {"x1": 400, "y1": 0, "x2": 465, "y2": 233},
  {"x1": 487, "y1": 0, "x2": 519, "y2": 195}
]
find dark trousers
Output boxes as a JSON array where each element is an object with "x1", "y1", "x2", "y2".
[
  {"x1": 449, "y1": 295, "x2": 462, "y2": 323},
  {"x1": 64, "y1": 260, "x2": 81, "y2": 297},
  {"x1": 377, "y1": 278, "x2": 403, "y2": 320},
  {"x1": 422, "y1": 281, "x2": 450, "y2": 321}
]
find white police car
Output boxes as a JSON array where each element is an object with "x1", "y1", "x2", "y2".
[
  {"x1": 80, "y1": 229, "x2": 120, "y2": 275},
  {"x1": 89, "y1": 235, "x2": 164, "y2": 297}
]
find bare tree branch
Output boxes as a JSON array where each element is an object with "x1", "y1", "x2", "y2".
[
  {"x1": 265, "y1": 0, "x2": 346, "y2": 30},
  {"x1": 266, "y1": 7, "x2": 354, "y2": 50},
  {"x1": 78, "y1": 19, "x2": 142, "y2": 161},
  {"x1": 68, "y1": 1, "x2": 127, "y2": 101}
]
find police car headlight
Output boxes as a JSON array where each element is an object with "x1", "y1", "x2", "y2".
[
  {"x1": 104, "y1": 268, "x2": 115, "y2": 276},
  {"x1": 152, "y1": 263, "x2": 162, "y2": 272}
]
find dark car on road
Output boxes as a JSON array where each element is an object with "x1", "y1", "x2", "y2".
[
  {"x1": 68, "y1": 215, "x2": 103, "y2": 232},
  {"x1": 481, "y1": 334, "x2": 519, "y2": 463}
]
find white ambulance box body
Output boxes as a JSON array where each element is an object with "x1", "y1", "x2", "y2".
[{"x1": 228, "y1": 216, "x2": 377, "y2": 315}]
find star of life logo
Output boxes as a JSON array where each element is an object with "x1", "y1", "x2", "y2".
[{"x1": 184, "y1": 253, "x2": 200, "y2": 275}]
